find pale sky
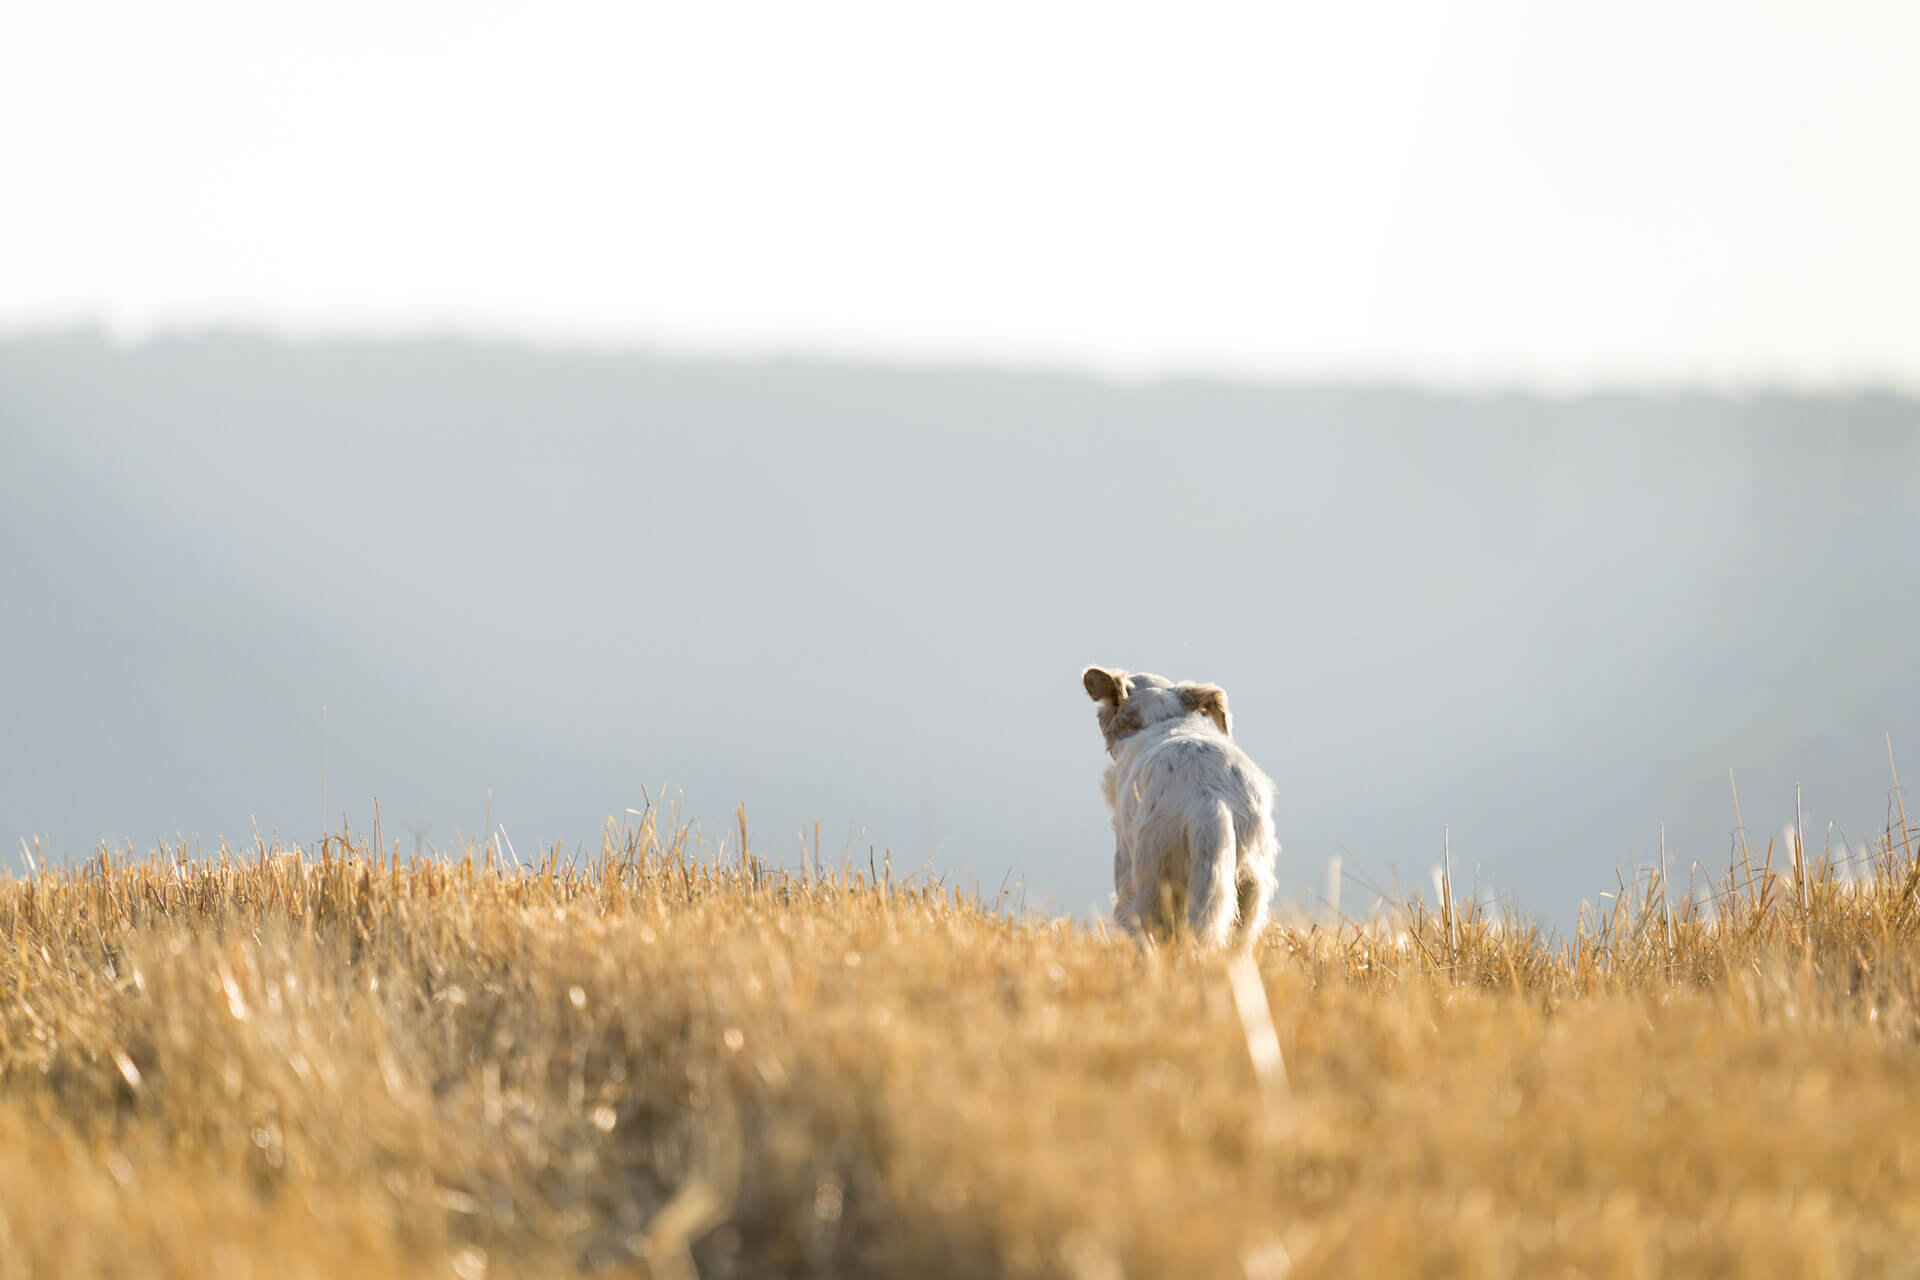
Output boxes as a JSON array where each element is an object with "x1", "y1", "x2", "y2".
[{"x1": 5, "y1": 1, "x2": 1917, "y2": 387}]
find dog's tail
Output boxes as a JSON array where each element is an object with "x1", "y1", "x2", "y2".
[{"x1": 1186, "y1": 798, "x2": 1239, "y2": 948}]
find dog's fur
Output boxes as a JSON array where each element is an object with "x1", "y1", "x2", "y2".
[{"x1": 1083, "y1": 666, "x2": 1279, "y2": 948}]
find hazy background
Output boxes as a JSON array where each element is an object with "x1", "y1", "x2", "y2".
[
  {"x1": 4, "y1": 2, "x2": 1918, "y2": 925},
  {"x1": 5, "y1": 333, "x2": 1916, "y2": 923}
]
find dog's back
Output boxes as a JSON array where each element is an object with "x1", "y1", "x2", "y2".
[{"x1": 1084, "y1": 667, "x2": 1279, "y2": 947}]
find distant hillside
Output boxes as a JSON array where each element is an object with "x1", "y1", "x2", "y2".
[{"x1": 4, "y1": 330, "x2": 1917, "y2": 922}]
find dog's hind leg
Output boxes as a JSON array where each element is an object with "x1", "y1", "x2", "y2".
[
  {"x1": 1119, "y1": 873, "x2": 1178, "y2": 945},
  {"x1": 1185, "y1": 802, "x2": 1239, "y2": 949},
  {"x1": 1233, "y1": 871, "x2": 1275, "y2": 948},
  {"x1": 1111, "y1": 838, "x2": 1142, "y2": 936}
]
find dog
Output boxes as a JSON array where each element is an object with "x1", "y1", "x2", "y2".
[{"x1": 1082, "y1": 667, "x2": 1279, "y2": 948}]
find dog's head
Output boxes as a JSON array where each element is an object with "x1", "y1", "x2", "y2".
[{"x1": 1081, "y1": 666, "x2": 1232, "y2": 755}]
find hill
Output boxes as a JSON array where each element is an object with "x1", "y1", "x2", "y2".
[{"x1": 6, "y1": 330, "x2": 1920, "y2": 923}]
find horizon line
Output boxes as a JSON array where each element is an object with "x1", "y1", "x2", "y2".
[{"x1": 5, "y1": 318, "x2": 1919, "y2": 404}]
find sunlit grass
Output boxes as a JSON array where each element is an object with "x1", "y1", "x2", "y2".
[{"x1": 6, "y1": 797, "x2": 1920, "y2": 1278}]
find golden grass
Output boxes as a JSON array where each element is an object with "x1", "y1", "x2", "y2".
[{"x1": 6, "y1": 806, "x2": 1920, "y2": 1279}]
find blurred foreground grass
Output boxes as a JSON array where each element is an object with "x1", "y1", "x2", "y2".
[{"x1": 6, "y1": 805, "x2": 1920, "y2": 1278}]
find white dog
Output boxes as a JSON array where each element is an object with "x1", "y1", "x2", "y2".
[{"x1": 1082, "y1": 667, "x2": 1279, "y2": 948}]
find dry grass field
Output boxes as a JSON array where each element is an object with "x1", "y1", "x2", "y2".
[{"x1": 6, "y1": 800, "x2": 1920, "y2": 1279}]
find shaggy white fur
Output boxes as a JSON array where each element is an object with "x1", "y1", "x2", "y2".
[{"x1": 1082, "y1": 667, "x2": 1279, "y2": 948}]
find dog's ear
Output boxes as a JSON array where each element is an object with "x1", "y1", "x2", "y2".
[
  {"x1": 1180, "y1": 683, "x2": 1231, "y2": 735},
  {"x1": 1082, "y1": 667, "x2": 1128, "y2": 705}
]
